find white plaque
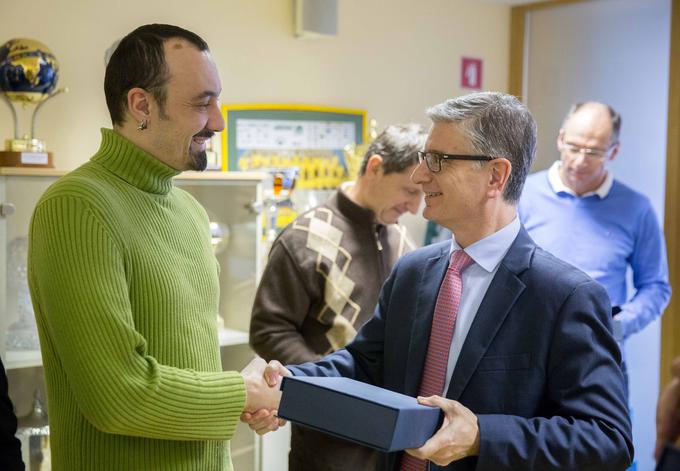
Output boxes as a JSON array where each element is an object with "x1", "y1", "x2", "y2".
[{"x1": 21, "y1": 152, "x2": 49, "y2": 165}]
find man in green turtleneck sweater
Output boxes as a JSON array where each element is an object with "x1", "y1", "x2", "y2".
[{"x1": 27, "y1": 24, "x2": 278, "y2": 470}]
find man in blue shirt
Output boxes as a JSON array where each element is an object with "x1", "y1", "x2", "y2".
[{"x1": 519, "y1": 101, "x2": 670, "y2": 347}]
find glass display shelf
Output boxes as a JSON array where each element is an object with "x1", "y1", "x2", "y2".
[
  {"x1": 5, "y1": 327, "x2": 249, "y2": 370},
  {"x1": 5, "y1": 349, "x2": 42, "y2": 370}
]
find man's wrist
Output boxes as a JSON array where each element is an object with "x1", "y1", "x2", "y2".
[
  {"x1": 611, "y1": 316, "x2": 624, "y2": 341},
  {"x1": 468, "y1": 418, "x2": 481, "y2": 456}
]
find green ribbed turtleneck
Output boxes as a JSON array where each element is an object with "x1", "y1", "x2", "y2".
[
  {"x1": 28, "y1": 129, "x2": 246, "y2": 470},
  {"x1": 92, "y1": 128, "x2": 179, "y2": 194}
]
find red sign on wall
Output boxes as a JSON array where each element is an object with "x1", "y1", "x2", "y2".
[{"x1": 461, "y1": 57, "x2": 483, "y2": 90}]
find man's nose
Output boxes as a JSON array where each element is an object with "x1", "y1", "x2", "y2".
[
  {"x1": 209, "y1": 101, "x2": 225, "y2": 132},
  {"x1": 411, "y1": 160, "x2": 429, "y2": 184},
  {"x1": 572, "y1": 152, "x2": 590, "y2": 165}
]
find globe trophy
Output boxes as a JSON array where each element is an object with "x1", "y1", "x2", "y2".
[{"x1": 0, "y1": 38, "x2": 67, "y2": 167}]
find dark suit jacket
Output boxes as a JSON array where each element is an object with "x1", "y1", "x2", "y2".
[
  {"x1": 1, "y1": 356, "x2": 24, "y2": 470},
  {"x1": 288, "y1": 227, "x2": 633, "y2": 471}
]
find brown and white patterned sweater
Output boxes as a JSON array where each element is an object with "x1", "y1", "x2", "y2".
[{"x1": 250, "y1": 186, "x2": 414, "y2": 471}]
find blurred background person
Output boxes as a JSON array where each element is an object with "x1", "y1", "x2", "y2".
[
  {"x1": 519, "y1": 102, "x2": 670, "y2": 390},
  {"x1": 249, "y1": 123, "x2": 426, "y2": 471},
  {"x1": 655, "y1": 356, "x2": 680, "y2": 462}
]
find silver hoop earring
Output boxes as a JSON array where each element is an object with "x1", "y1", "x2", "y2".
[{"x1": 137, "y1": 120, "x2": 148, "y2": 131}]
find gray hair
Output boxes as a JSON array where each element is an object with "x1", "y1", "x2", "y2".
[
  {"x1": 562, "y1": 101, "x2": 622, "y2": 145},
  {"x1": 359, "y1": 123, "x2": 427, "y2": 176},
  {"x1": 426, "y1": 92, "x2": 536, "y2": 204}
]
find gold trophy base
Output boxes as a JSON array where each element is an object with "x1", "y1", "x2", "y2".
[{"x1": 0, "y1": 151, "x2": 53, "y2": 168}]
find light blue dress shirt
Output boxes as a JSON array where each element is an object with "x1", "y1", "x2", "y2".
[{"x1": 443, "y1": 216, "x2": 521, "y2": 394}]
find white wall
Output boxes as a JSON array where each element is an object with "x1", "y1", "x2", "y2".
[
  {"x1": 525, "y1": 1, "x2": 671, "y2": 470},
  {"x1": 0, "y1": 0, "x2": 509, "y2": 169},
  {"x1": 0, "y1": 0, "x2": 510, "y2": 244}
]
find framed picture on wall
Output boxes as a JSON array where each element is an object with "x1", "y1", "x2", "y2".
[{"x1": 221, "y1": 104, "x2": 366, "y2": 190}]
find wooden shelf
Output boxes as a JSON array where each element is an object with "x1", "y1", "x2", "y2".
[
  {"x1": 218, "y1": 328, "x2": 249, "y2": 347},
  {"x1": 5, "y1": 349, "x2": 42, "y2": 370},
  {"x1": 177, "y1": 171, "x2": 267, "y2": 182},
  {"x1": 5, "y1": 328, "x2": 248, "y2": 370},
  {"x1": 0, "y1": 167, "x2": 68, "y2": 177},
  {"x1": 0, "y1": 167, "x2": 267, "y2": 182}
]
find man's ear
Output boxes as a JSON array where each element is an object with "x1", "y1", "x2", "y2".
[
  {"x1": 556, "y1": 129, "x2": 565, "y2": 152},
  {"x1": 488, "y1": 158, "x2": 512, "y2": 198},
  {"x1": 127, "y1": 87, "x2": 151, "y2": 124},
  {"x1": 364, "y1": 154, "x2": 384, "y2": 179},
  {"x1": 607, "y1": 142, "x2": 621, "y2": 163}
]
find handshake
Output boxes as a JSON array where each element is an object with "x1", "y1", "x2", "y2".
[
  {"x1": 239, "y1": 357, "x2": 291, "y2": 435},
  {"x1": 237, "y1": 357, "x2": 482, "y2": 465}
]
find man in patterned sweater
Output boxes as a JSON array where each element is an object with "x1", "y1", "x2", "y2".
[{"x1": 250, "y1": 124, "x2": 425, "y2": 470}]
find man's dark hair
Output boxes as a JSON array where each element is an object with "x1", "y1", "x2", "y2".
[
  {"x1": 426, "y1": 92, "x2": 537, "y2": 204},
  {"x1": 358, "y1": 124, "x2": 426, "y2": 176},
  {"x1": 104, "y1": 24, "x2": 209, "y2": 126}
]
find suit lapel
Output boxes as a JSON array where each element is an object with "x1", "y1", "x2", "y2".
[
  {"x1": 445, "y1": 227, "x2": 536, "y2": 400},
  {"x1": 403, "y1": 247, "x2": 449, "y2": 397}
]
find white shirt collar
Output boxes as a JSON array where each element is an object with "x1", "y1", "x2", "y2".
[
  {"x1": 449, "y1": 216, "x2": 520, "y2": 273},
  {"x1": 547, "y1": 161, "x2": 613, "y2": 198}
]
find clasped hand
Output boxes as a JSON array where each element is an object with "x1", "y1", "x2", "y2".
[
  {"x1": 404, "y1": 395, "x2": 480, "y2": 466},
  {"x1": 240, "y1": 358, "x2": 291, "y2": 435}
]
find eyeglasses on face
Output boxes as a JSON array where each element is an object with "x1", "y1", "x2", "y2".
[
  {"x1": 559, "y1": 137, "x2": 616, "y2": 160},
  {"x1": 417, "y1": 151, "x2": 495, "y2": 173}
]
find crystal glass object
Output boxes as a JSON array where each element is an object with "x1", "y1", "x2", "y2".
[{"x1": 6, "y1": 235, "x2": 39, "y2": 350}]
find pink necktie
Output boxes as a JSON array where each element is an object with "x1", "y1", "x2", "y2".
[{"x1": 400, "y1": 250, "x2": 474, "y2": 471}]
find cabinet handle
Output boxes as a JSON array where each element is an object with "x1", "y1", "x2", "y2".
[
  {"x1": 246, "y1": 201, "x2": 262, "y2": 215},
  {"x1": 0, "y1": 202, "x2": 15, "y2": 217}
]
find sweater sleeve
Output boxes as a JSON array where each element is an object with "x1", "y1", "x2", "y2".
[
  {"x1": 249, "y1": 238, "x2": 323, "y2": 364},
  {"x1": 28, "y1": 196, "x2": 245, "y2": 441},
  {"x1": 616, "y1": 203, "x2": 671, "y2": 339}
]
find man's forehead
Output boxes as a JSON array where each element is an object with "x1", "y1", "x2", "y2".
[
  {"x1": 426, "y1": 122, "x2": 471, "y2": 151},
  {"x1": 565, "y1": 105, "x2": 612, "y2": 132}
]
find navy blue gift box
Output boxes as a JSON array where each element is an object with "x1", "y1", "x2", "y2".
[{"x1": 278, "y1": 376, "x2": 441, "y2": 452}]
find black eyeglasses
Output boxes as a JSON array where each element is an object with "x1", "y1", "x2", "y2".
[{"x1": 417, "y1": 151, "x2": 496, "y2": 173}]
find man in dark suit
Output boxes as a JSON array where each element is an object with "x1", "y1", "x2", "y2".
[
  {"x1": 244, "y1": 92, "x2": 633, "y2": 470},
  {"x1": 1, "y1": 356, "x2": 24, "y2": 470}
]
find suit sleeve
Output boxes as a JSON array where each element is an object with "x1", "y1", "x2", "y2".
[
  {"x1": 0, "y1": 356, "x2": 24, "y2": 471},
  {"x1": 475, "y1": 280, "x2": 633, "y2": 471}
]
